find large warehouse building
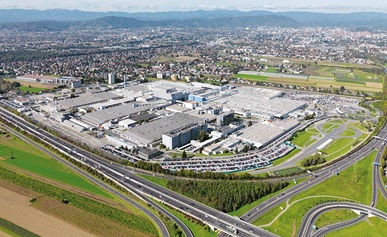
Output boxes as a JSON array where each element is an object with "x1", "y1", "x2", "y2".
[
  {"x1": 121, "y1": 113, "x2": 205, "y2": 147},
  {"x1": 238, "y1": 119, "x2": 300, "y2": 148},
  {"x1": 213, "y1": 87, "x2": 306, "y2": 119},
  {"x1": 81, "y1": 103, "x2": 160, "y2": 127},
  {"x1": 57, "y1": 92, "x2": 119, "y2": 109}
]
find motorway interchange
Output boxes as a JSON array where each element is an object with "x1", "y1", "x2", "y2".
[{"x1": 1, "y1": 105, "x2": 387, "y2": 237}]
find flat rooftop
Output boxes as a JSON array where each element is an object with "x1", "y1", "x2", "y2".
[
  {"x1": 213, "y1": 87, "x2": 306, "y2": 118},
  {"x1": 58, "y1": 92, "x2": 119, "y2": 109},
  {"x1": 121, "y1": 113, "x2": 202, "y2": 145},
  {"x1": 238, "y1": 119, "x2": 299, "y2": 147},
  {"x1": 82, "y1": 103, "x2": 156, "y2": 126}
]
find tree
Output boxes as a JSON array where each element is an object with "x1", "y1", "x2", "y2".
[
  {"x1": 182, "y1": 150, "x2": 187, "y2": 159},
  {"x1": 198, "y1": 130, "x2": 208, "y2": 142}
]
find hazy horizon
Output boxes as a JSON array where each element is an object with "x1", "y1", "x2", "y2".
[{"x1": 1, "y1": 0, "x2": 387, "y2": 13}]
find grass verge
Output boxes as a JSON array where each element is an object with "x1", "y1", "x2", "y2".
[
  {"x1": 138, "y1": 174, "x2": 169, "y2": 188},
  {"x1": 326, "y1": 217, "x2": 387, "y2": 237},
  {"x1": 158, "y1": 202, "x2": 217, "y2": 237}
]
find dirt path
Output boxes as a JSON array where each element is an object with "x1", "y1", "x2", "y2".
[{"x1": 0, "y1": 186, "x2": 96, "y2": 237}]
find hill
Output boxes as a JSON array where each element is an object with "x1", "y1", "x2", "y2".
[{"x1": 0, "y1": 9, "x2": 386, "y2": 31}]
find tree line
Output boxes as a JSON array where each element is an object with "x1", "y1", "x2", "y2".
[{"x1": 166, "y1": 180, "x2": 289, "y2": 213}]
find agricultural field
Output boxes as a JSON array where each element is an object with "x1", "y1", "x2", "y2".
[
  {"x1": 236, "y1": 63, "x2": 383, "y2": 92},
  {"x1": 0, "y1": 217, "x2": 39, "y2": 237},
  {"x1": 0, "y1": 168, "x2": 158, "y2": 237},
  {"x1": 260, "y1": 56, "x2": 379, "y2": 69},
  {"x1": 257, "y1": 151, "x2": 376, "y2": 237},
  {"x1": 0, "y1": 133, "x2": 113, "y2": 199},
  {"x1": 0, "y1": 185, "x2": 94, "y2": 237},
  {"x1": 233, "y1": 73, "x2": 268, "y2": 81}
]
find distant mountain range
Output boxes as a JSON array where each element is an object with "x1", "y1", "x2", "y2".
[{"x1": 0, "y1": 9, "x2": 387, "y2": 31}]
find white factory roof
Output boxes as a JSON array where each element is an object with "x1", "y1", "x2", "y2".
[
  {"x1": 238, "y1": 119, "x2": 299, "y2": 147},
  {"x1": 213, "y1": 86, "x2": 306, "y2": 119},
  {"x1": 82, "y1": 103, "x2": 157, "y2": 126},
  {"x1": 58, "y1": 92, "x2": 119, "y2": 109}
]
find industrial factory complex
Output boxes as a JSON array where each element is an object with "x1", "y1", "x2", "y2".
[{"x1": 4, "y1": 78, "x2": 364, "y2": 172}]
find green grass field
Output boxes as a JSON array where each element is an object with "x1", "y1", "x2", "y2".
[
  {"x1": 322, "y1": 131, "x2": 369, "y2": 162},
  {"x1": 234, "y1": 73, "x2": 268, "y2": 81},
  {"x1": 138, "y1": 174, "x2": 169, "y2": 188},
  {"x1": 340, "y1": 127, "x2": 357, "y2": 137},
  {"x1": 293, "y1": 150, "x2": 375, "y2": 203},
  {"x1": 18, "y1": 86, "x2": 46, "y2": 93},
  {"x1": 321, "y1": 123, "x2": 339, "y2": 133},
  {"x1": 257, "y1": 151, "x2": 376, "y2": 237},
  {"x1": 291, "y1": 129, "x2": 321, "y2": 148},
  {"x1": 322, "y1": 138, "x2": 354, "y2": 156},
  {"x1": 314, "y1": 209, "x2": 358, "y2": 228},
  {"x1": 265, "y1": 68, "x2": 278, "y2": 73},
  {"x1": 376, "y1": 190, "x2": 387, "y2": 213},
  {"x1": 271, "y1": 148, "x2": 301, "y2": 166},
  {"x1": 253, "y1": 201, "x2": 286, "y2": 226},
  {"x1": 329, "y1": 119, "x2": 346, "y2": 124},
  {"x1": 264, "y1": 197, "x2": 346, "y2": 236},
  {"x1": 326, "y1": 217, "x2": 387, "y2": 237},
  {"x1": 0, "y1": 134, "x2": 113, "y2": 199}
]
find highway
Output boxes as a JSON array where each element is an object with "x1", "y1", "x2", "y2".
[
  {"x1": 215, "y1": 122, "x2": 387, "y2": 237},
  {"x1": 0, "y1": 106, "x2": 277, "y2": 237},
  {"x1": 240, "y1": 138, "x2": 385, "y2": 223},
  {"x1": 2, "y1": 104, "x2": 387, "y2": 237},
  {"x1": 297, "y1": 202, "x2": 387, "y2": 237},
  {"x1": 374, "y1": 140, "x2": 387, "y2": 200},
  {"x1": 313, "y1": 214, "x2": 366, "y2": 237},
  {"x1": 295, "y1": 129, "x2": 387, "y2": 237}
]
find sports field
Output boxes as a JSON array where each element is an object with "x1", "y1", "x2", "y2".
[{"x1": 4, "y1": 79, "x2": 56, "y2": 89}]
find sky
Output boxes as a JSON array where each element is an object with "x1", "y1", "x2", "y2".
[{"x1": 1, "y1": 0, "x2": 387, "y2": 13}]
